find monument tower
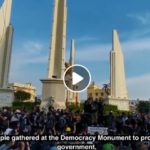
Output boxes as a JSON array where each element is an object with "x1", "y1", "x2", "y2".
[
  {"x1": 41, "y1": 0, "x2": 67, "y2": 108},
  {"x1": 107, "y1": 30, "x2": 129, "y2": 111},
  {"x1": 66, "y1": 40, "x2": 79, "y2": 105},
  {"x1": 48, "y1": 0, "x2": 67, "y2": 79},
  {"x1": 69, "y1": 39, "x2": 75, "y2": 66},
  {"x1": 110, "y1": 30, "x2": 128, "y2": 99},
  {"x1": 0, "y1": 0, "x2": 13, "y2": 88},
  {"x1": 0, "y1": 0, "x2": 14, "y2": 107}
]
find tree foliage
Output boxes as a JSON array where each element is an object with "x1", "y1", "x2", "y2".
[
  {"x1": 14, "y1": 90, "x2": 31, "y2": 101},
  {"x1": 137, "y1": 101, "x2": 150, "y2": 113},
  {"x1": 12, "y1": 101, "x2": 41, "y2": 111},
  {"x1": 103, "y1": 104, "x2": 118, "y2": 112},
  {"x1": 66, "y1": 102, "x2": 84, "y2": 112}
]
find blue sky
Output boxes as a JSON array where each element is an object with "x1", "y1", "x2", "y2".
[{"x1": 4, "y1": 0, "x2": 150, "y2": 100}]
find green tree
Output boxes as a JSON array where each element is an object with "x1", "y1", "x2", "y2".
[
  {"x1": 14, "y1": 90, "x2": 31, "y2": 101},
  {"x1": 66, "y1": 102, "x2": 84, "y2": 112},
  {"x1": 137, "y1": 101, "x2": 150, "y2": 113},
  {"x1": 103, "y1": 104, "x2": 118, "y2": 113}
]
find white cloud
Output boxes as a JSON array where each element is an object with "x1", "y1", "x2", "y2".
[
  {"x1": 74, "y1": 36, "x2": 150, "y2": 100},
  {"x1": 76, "y1": 43, "x2": 111, "y2": 62},
  {"x1": 75, "y1": 37, "x2": 150, "y2": 62},
  {"x1": 127, "y1": 73, "x2": 150, "y2": 100},
  {"x1": 76, "y1": 36, "x2": 98, "y2": 43},
  {"x1": 123, "y1": 38, "x2": 150, "y2": 51},
  {"x1": 9, "y1": 37, "x2": 150, "y2": 98},
  {"x1": 9, "y1": 41, "x2": 49, "y2": 95},
  {"x1": 23, "y1": 41, "x2": 44, "y2": 52},
  {"x1": 128, "y1": 12, "x2": 150, "y2": 25},
  {"x1": 11, "y1": 41, "x2": 48, "y2": 68}
]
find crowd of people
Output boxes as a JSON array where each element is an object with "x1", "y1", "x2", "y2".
[{"x1": 0, "y1": 98, "x2": 150, "y2": 150}]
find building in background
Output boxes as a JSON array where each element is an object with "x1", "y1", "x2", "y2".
[
  {"x1": 87, "y1": 82, "x2": 110, "y2": 100},
  {"x1": 8, "y1": 83, "x2": 36, "y2": 102}
]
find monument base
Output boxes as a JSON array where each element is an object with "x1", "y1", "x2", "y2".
[
  {"x1": 40, "y1": 79, "x2": 66, "y2": 110},
  {"x1": 0, "y1": 88, "x2": 14, "y2": 107},
  {"x1": 104, "y1": 97, "x2": 130, "y2": 111}
]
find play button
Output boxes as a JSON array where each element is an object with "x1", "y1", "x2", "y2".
[
  {"x1": 63, "y1": 64, "x2": 91, "y2": 92},
  {"x1": 72, "y1": 72, "x2": 84, "y2": 85}
]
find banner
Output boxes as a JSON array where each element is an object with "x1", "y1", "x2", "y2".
[{"x1": 88, "y1": 127, "x2": 108, "y2": 135}]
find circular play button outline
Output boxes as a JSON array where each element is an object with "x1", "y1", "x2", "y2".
[{"x1": 63, "y1": 64, "x2": 91, "y2": 92}]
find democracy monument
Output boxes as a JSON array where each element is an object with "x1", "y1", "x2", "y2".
[
  {"x1": 0, "y1": 0, "x2": 14, "y2": 107},
  {"x1": 87, "y1": 30, "x2": 129, "y2": 111},
  {"x1": 40, "y1": 0, "x2": 79, "y2": 109},
  {"x1": 40, "y1": 0, "x2": 67, "y2": 109},
  {"x1": 106, "y1": 30, "x2": 129, "y2": 111},
  {"x1": 0, "y1": 0, "x2": 129, "y2": 111}
]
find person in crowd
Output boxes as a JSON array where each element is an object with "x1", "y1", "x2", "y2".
[{"x1": 1, "y1": 99, "x2": 150, "y2": 150}]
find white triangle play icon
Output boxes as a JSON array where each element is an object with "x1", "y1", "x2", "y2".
[{"x1": 72, "y1": 72, "x2": 84, "y2": 85}]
